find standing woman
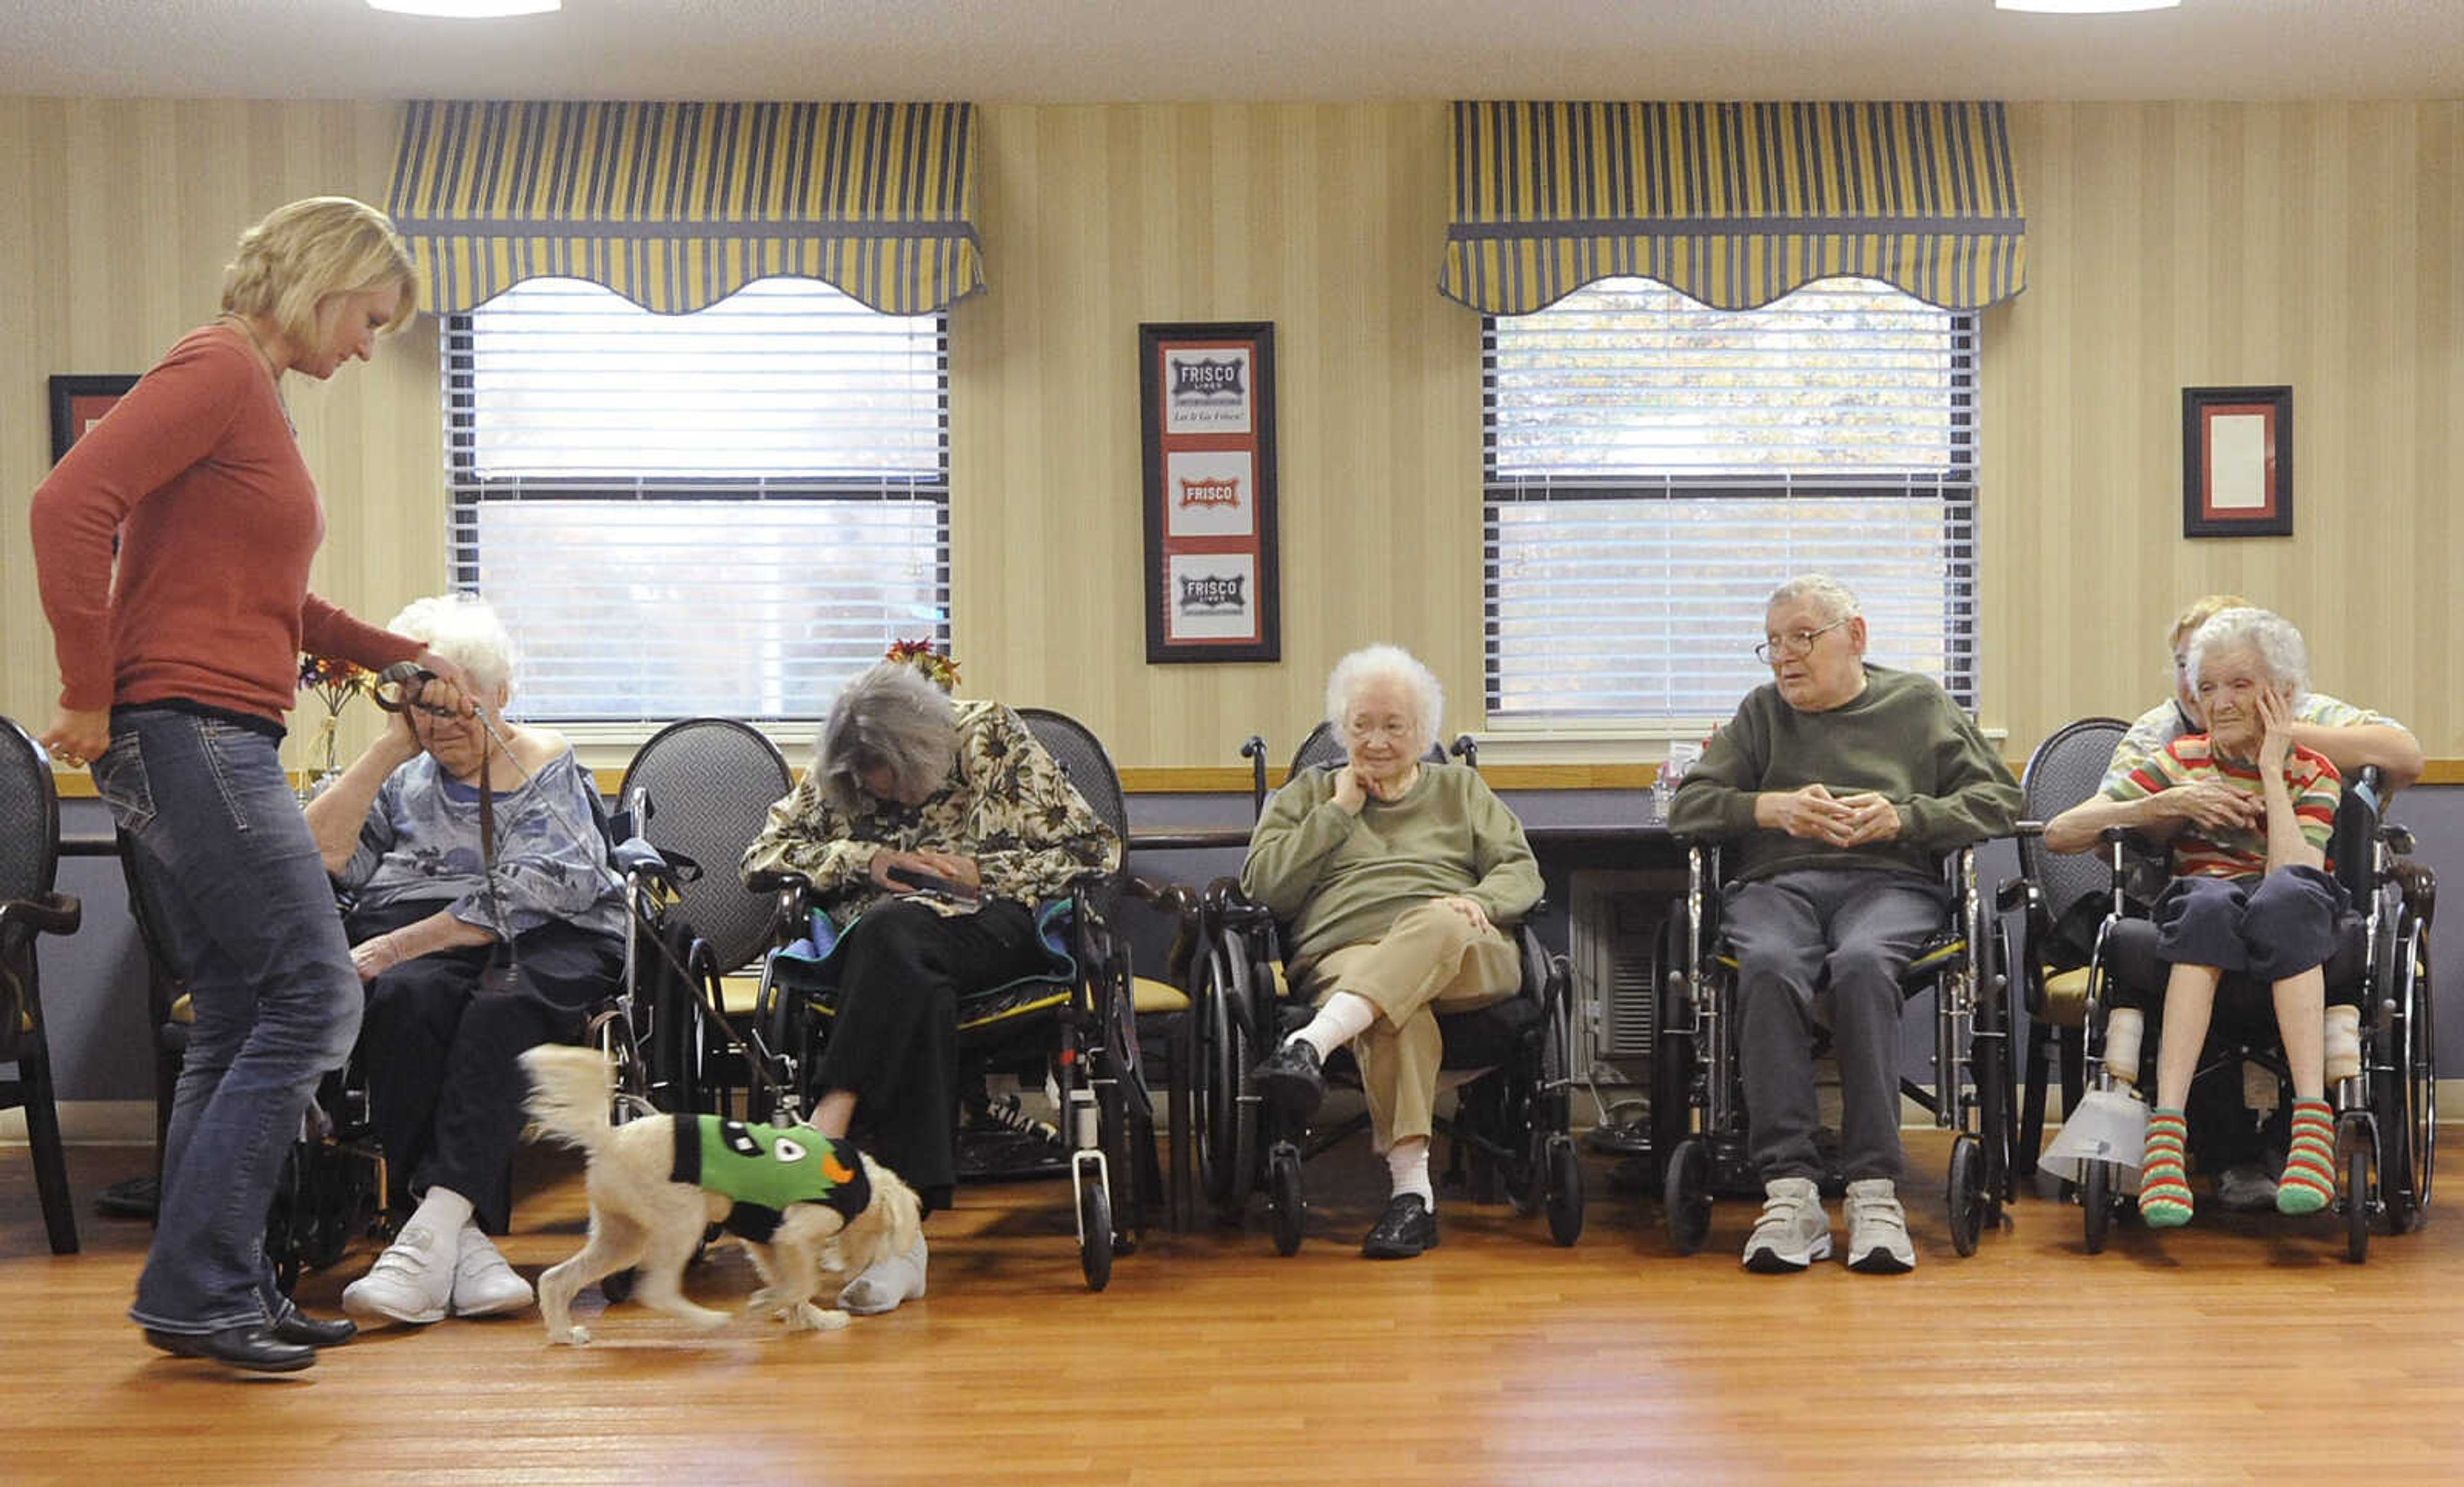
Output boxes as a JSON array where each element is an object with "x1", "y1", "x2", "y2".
[{"x1": 30, "y1": 197, "x2": 474, "y2": 1373}]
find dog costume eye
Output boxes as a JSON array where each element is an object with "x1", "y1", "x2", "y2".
[
  {"x1": 773, "y1": 1137, "x2": 807, "y2": 1164},
  {"x1": 721, "y1": 1120, "x2": 762, "y2": 1158}
]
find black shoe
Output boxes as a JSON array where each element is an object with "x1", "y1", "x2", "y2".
[
  {"x1": 143, "y1": 1326, "x2": 317, "y2": 1373},
  {"x1": 1360, "y1": 1194, "x2": 1439, "y2": 1259},
  {"x1": 1253, "y1": 1039, "x2": 1327, "y2": 1125},
  {"x1": 269, "y1": 1311, "x2": 357, "y2": 1348},
  {"x1": 96, "y1": 1175, "x2": 159, "y2": 1220}
]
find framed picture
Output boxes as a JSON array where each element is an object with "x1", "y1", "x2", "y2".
[
  {"x1": 2182, "y1": 386, "x2": 2292, "y2": 538},
  {"x1": 1140, "y1": 321, "x2": 1279, "y2": 663},
  {"x1": 49, "y1": 375, "x2": 139, "y2": 464}
]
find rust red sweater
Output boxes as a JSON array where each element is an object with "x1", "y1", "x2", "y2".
[{"x1": 30, "y1": 324, "x2": 421, "y2": 727}]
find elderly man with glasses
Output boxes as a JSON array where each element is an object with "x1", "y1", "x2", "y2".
[{"x1": 1668, "y1": 575, "x2": 2019, "y2": 1275}]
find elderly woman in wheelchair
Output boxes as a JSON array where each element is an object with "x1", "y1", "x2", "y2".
[
  {"x1": 2044, "y1": 606, "x2": 2348, "y2": 1228},
  {"x1": 737, "y1": 659, "x2": 1120, "y2": 1311},
  {"x1": 1242, "y1": 645, "x2": 1543, "y2": 1259},
  {"x1": 298, "y1": 595, "x2": 627, "y2": 1325}
]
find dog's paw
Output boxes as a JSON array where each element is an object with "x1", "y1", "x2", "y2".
[
  {"x1": 744, "y1": 1286, "x2": 782, "y2": 1315},
  {"x1": 550, "y1": 1324, "x2": 592, "y2": 1347},
  {"x1": 786, "y1": 1303, "x2": 851, "y2": 1333}
]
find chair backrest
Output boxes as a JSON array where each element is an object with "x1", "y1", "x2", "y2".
[
  {"x1": 2015, "y1": 717, "x2": 2128, "y2": 925},
  {"x1": 617, "y1": 718, "x2": 794, "y2": 973},
  {"x1": 0, "y1": 717, "x2": 60, "y2": 914},
  {"x1": 1016, "y1": 708, "x2": 1127, "y2": 915}
]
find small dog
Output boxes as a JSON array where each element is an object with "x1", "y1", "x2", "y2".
[{"x1": 520, "y1": 1045, "x2": 921, "y2": 1345}]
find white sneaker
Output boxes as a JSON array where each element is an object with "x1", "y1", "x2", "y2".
[
  {"x1": 1741, "y1": 1177, "x2": 1832, "y2": 1273},
  {"x1": 449, "y1": 1225, "x2": 535, "y2": 1317},
  {"x1": 837, "y1": 1234, "x2": 928, "y2": 1316},
  {"x1": 343, "y1": 1223, "x2": 458, "y2": 1324},
  {"x1": 1844, "y1": 1178, "x2": 1917, "y2": 1274}
]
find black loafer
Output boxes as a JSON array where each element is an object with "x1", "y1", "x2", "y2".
[
  {"x1": 1360, "y1": 1194, "x2": 1439, "y2": 1259},
  {"x1": 143, "y1": 1325, "x2": 316, "y2": 1373},
  {"x1": 269, "y1": 1311, "x2": 357, "y2": 1348},
  {"x1": 1253, "y1": 1039, "x2": 1327, "y2": 1124}
]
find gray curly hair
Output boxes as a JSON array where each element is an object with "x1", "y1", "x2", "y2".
[
  {"x1": 1767, "y1": 574, "x2": 1862, "y2": 624},
  {"x1": 816, "y1": 661, "x2": 959, "y2": 812},
  {"x1": 2185, "y1": 606, "x2": 2310, "y2": 700}
]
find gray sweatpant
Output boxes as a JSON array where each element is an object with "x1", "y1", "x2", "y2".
[{"x1": 1724, "y1": 867, "x2": 1948, "y2": 1184}]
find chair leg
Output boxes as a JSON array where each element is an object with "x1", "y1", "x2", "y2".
[{"x1": 23, "y1": 1037, "x2": 79, "y2": 1255}]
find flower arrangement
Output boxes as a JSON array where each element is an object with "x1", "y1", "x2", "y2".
[
  {"x1": 885, "y1": 638, "x2": 961, "y2": 693},
  {"x1": 295, "y1": 655, "x2": 369, "y2": 799}
]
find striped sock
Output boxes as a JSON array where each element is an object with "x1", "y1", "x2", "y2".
[
  {"x1": 2139, "y1": 1109, "x2": 2193, "y2": 1227},
  {"x1": 2276, "y1": 1099, "x2": 2337, "y2": 1216}
]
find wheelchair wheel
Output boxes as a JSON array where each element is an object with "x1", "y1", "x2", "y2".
[
  {"x1": 2338, "y1": 1114, "x2": 2372, "y2": 1265},
  {"x1": 1664, "y1": 1137, "x2": 1711, "y2": 1255},
  {"x1": 1648, "y1": 914, "x2": 1695, "y2": 1190},
  {"x1": 2082, "y1": 1159, "x2": 2112, "y2": 1255},
  {"x1": 1193, "y1": 947, "x2": 1260, "y2": 1223},
  {"x1": 1543, "y1": 1133, "x2": 1584, "y2": 1246},
  {"x1": 1946, "y1": 1134, "x2": 1985, "y2": 1257},
  {"x1": 1078, "y1": 1175, "x2": 1115, "y2": 1292},
  {"x1": 1267, "y1": 1144, "x2": 1305, "y2": 1257},
  {"x1": 2390, "y1": 931, "x2": 2436, "y2": 1233},
  {"x1": 1976, "y1": 925, "x2": 2019, "y2": 1204}
]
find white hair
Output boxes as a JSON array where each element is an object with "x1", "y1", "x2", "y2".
[
  {"x1": 1767, "y1": 574, "x2": 1862, "y2": 625},
  {"x1": 2186, "y1": 606, "x2": 2309, "y2": 701},
  {"x1": 815, "y1": 661, "x2": 959, "y2": 812},
  {"x1": 1324, "y1": 644, "x2": 1443, "y2": 758},
  {"x1": 387, "y1": 593, "x2": 515, "y2": 698}
]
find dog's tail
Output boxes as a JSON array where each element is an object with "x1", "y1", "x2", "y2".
[{"x1": 520, "y1": 1044, "x2": 616, "y2": 1155}]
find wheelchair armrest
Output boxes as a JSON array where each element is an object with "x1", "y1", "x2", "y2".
[
  {"x1": 1123, "y1": 875, "x2": 1197, "y2": 919},
  {"x1": 2381, "y1": 823, "x2": 2417, "y2": 856},
  {"x1": 743, "y1": 868, "x2": 811, "y2": 895},
  {"x1": 2010, "y1": 820, "x2": 2048, "y2": 838},
  {"x1": 0, "y1": 892, "x2": 81, "y2": 938},
  {"x1": 610, "y1": 835, "x2": 671, "y2": 883},
  {"x1": 1993, "y1": 876, "x2": 2039, "y2": 917},
  {"x1": 1200, "y1": 876, "x2": 1277, "y2": 930}
]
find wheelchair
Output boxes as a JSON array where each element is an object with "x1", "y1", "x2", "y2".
[
  {"x1": 747, "y1": 707, "x2": 1162, "y2": 1292},
  {"x1": 2052, "y1": 763, "x2": 2436, "y2": 1262},
  {"x1": 1656, "y1": 838, "x2": 2016, "y2": 1259},
  {"x1": 1186, "y1": 724, "x2": 1584, "y2": 1255}
]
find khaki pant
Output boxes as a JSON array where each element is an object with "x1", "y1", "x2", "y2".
[{"x1": 1301, "y1": 901, "x2": 1522, "y2": 1149}]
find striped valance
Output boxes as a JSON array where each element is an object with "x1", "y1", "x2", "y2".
[
  {"x1": 1441, "y1": 101, "x2": 2026, "y2": 315},
  {"x1": 388, "y1": 100, "x2": 982, "y2": 316}
]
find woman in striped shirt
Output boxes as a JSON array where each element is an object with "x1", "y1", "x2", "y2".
[{"x1": 2044, "y1": 608, "x2": 2345, "y2": 1227}]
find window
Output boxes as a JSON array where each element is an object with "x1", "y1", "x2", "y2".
[
  {"x1": 443, "y1": 277, "x2": 948, "y2": 723},
  {"x1": 1484, "y1": 277, "x2": 1976, "y2": 727}
]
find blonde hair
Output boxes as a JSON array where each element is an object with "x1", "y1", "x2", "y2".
[
  {"x1": 221, "y1": 196, "x2": 417, "y2": 348},
  {"x1": 387, "y1": 594, "x2": 516, "y2": 699},
  {"x1": 2168, "y1": 593, "x2": 2250, "y2": 650}
]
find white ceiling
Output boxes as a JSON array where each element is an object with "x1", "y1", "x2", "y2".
[{"x1": 5, "y1": 1, "x2": 2460, "y2": 104}]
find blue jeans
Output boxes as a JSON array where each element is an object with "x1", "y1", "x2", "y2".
[{"x1": 94, "y1": 707, "x2": 362, "y2": 1334}]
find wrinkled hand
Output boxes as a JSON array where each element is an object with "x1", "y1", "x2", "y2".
[
  {"x1": 2255, "y1": 686, "x2": 2295, "y2": 779},
  {"x1": 1759, "y1": 783, "x2": 1859, "y2": 845},
  {"x1": 350, "y1": 935, "x2": 406, "y2": 983},
  {"x1": 870, "y1": 848, "x2": 982, "y2": 896},
  {"x1": 1834, "y1": 792, "x2": 1903, "y2": 847},
  {"x1": 1432, "y1": 895, "x2": 1493, "y2": 934},
  {"x1": 409, "y1": 649, "x2": 479, "y2": 718},
  {"x1": 2158, "y1": 779, "x2": 2263, "y2": 833},
  {"x1": 1330, "y1": 764, "x2": 1369, "y2": 815},
  {"x1": 38, "y1": 706, "x2": 110, "y2": 769}
]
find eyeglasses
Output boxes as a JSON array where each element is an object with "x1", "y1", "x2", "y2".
[{"x1": 1754, "y1": 617, "x2": 1850, "y2": 665}]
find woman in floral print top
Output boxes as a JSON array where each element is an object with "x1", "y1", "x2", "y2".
[{"x1": 737, "y1": 661, "x2": 1118, "y2": 1314}]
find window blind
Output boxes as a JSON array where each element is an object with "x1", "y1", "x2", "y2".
[
  {"x1": 1484, "y1": 276, "x2": 1976, "y2": 726},
  {"x1": 443, "y1": 276, "x2": 949, "y2": 723}
]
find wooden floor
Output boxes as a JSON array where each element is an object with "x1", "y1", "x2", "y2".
[{"x1": 7, "y1": 1132, "x2": 2464, "y2": 1486}]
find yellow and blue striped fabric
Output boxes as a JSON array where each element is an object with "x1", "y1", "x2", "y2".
[
  {"x1": 388, "y1": 100, "x2": 982, "y2": 316},
  {"x1": 1441, "y1": 101, "x2": 2026, "y2": 314}
]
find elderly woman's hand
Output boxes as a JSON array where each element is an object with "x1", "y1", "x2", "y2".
[
  {"x1": 1330, "y1": 763, "x2": 1369, "y2": 815},
  {"x1": 2155, "y1": 779, "x2": 2262, "y2": 833},
  {"x1": 2255, "y1": 685, "x2": 2296, "y2": 781},
  {"x1": 1433, "y1": 896, "x2": 1492, "y2": 934}
]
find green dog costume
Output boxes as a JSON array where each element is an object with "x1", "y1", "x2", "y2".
[{"x1": 669, "y1": 1116, "x2": 873, "y2": 1243}]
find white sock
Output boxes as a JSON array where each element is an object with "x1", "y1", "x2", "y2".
[
  {"x1": 408, "y1": 1185, "x2": 475, "y2": 1241},
  {"x1": 1387, "y1": 1139, "x2": 1434, "y2": 1207},
  {"x1": 1294, "y1": 991, "x2": 1378, "y2": 1059}
]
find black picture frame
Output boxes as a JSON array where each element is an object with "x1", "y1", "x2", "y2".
[
  {"x1": 49, "y1": 375, "x2": 139, "y2": 464},
  {"x1": 2182, "y1": 385, "x2": 2293, "y2": 538},
  {"x1": 1139, "y1": 322, "x2": 1280, "y2": 664}
]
